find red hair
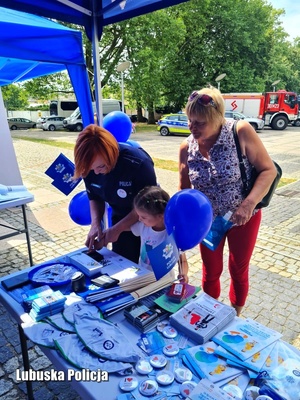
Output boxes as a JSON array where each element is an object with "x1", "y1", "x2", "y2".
[{"x1": 74, "y1": 124, "x2": 119, "y2": 178}]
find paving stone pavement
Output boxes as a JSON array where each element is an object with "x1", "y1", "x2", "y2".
[{"x1": 0, "y1": 128, "x2": 299, "y2": 399}]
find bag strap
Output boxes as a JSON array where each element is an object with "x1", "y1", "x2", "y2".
[{"x1": 232, "y1": 121, "x2": 248, "y2": 193}]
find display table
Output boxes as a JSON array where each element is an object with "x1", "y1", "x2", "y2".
[
  {"x1": 1, "y1": 251, "x2": 299, "y2": 400},
  {"x1": 0, "y1": 194, "x2": 34, "y2": 266},
  {"x1": 0, "y1": 248, "x2": 170, "y2": 400},
  {"x1": 0, "y1": 261, "x2": 148, "y2": 400}
]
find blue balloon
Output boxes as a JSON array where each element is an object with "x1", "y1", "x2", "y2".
[
  {"x1": 103, "y1": 111, "x2": 132, "y2": 143},
  {"x1": 164, "y1": 189, "x2": 213, "y2": 251},
  {"x1": 126, "y1": 139, "x2": 141, "y2": 148},
  {"x1": 68, "y1": 190, "x2": 91, "y2": 226}
]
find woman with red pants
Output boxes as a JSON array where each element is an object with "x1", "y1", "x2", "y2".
[{"x1": 179, "y1": 86, "x2": 276, "y2": 316}]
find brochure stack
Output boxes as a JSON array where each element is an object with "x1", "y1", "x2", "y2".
[
  {"x1": 29, "y1": 290, "x2": 66, "y2": 321},
  {"x1": 169, "y1": 292, "x2": 236, "y2": 343},
  {"x1": 182, "y1": 341, "x2": 244, "y2": 383},
  {"x1": 124, "y1": 301, "x2": 170, "y2": 333},
  {"x1": 212, "y1": 317, "x2": 282, "y2": 361}
]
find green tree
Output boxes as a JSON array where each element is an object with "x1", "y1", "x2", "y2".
[
  {"x1": 2, "y1": 84, "x2": 29, "y2": 110},
  {"x1": 163, "y1": 0, "x2": 280, "y2": 99},
  {"x1": 123, "y1": 11, "x2": 186, "y2": 122},
  {"x1": 288, "y1": 38, "x2": 300, "y2": 93},
  {"x1": 15, "y1": 0, "x2": 299, "y2": 115},
  {"x1": 23, "y1": 72, "x2": 74, "y2": 100}
]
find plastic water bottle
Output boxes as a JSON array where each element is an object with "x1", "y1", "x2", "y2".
[{"x1": 0, "y1": 184, "x2": 27, "y2": 195}]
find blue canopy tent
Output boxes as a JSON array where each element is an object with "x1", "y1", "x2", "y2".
[
  {"x1": 0, "y1": 7, "x2": 94, "y2": 127},
  {"x1": 0, "y1": 0, "x2": 190, "y2": 125}
]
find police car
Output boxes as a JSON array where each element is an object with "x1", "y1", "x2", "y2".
[{"x1": 157, "y1": 113, "x2": 189, "y2": 136}]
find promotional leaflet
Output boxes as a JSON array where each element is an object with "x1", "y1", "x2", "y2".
[
  {"x1": 147, "y1": 233, "x2": 179, "y2": 280},
  {"x1": 182, "y1": 341, "x2": 244, "y2": 383},
  {"x1": 215, "y1": 341, "x2": 277, "y2": 373},
  {"x1": 187, "y1": 378, "x2": 238, "y2": 400},
  {"x1": 212, "y1": 317, "x2": 282, "y2": 361},
  {"x1": 169, "y1": 292, "x2": 236, "y2": 343}
]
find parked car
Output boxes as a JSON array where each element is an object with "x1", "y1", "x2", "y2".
[
  {"x1": 225, "y1": 111, "x2": 264, "y2": 131},
  {"x1": 157, "y1": 113, "x2": 189, "y2": 136},
  {"x1": 130, "y1": 114, "x2": 148, "y2": 123},
  {"x1": 36, "y1": 116, "x2": 48, "y2": 129},
  {"x1": 63, "y1": 99, "x2": 122, "y2": 131},
  {"x1": 42, "y1": 116, "x2": 65, "y2": 131},
  {"x1": 7, "y1": 117, "x2": 36, "y2": 130}
]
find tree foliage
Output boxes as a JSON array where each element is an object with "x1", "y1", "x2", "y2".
[
  {"x1": 23, "y1": 72, "x2": 74, "y2": 100},
  {"x1": 2, "y1": 85, "x2": 29, "y2": 110},
  {"x1": 6, "y1": 0, "x2": 300, "y2": 117}
]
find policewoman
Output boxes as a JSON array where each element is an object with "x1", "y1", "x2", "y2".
[{"x1": 74, "y1": 124, "x2": 157, "y2": 263}]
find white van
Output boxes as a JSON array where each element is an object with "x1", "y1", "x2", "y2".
[{"x1": 63, "y1": 99, "x2": 122, "y2": 131}]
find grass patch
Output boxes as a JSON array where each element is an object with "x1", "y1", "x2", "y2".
[
  {"x1": 14, "y1": 136, "x2": 75, "y2": 150},
  {"x1": 278, "y1": 177, "x2": 297, "y2": 188},
  {"x1": 14, "y1": 135, "x2": 179, "y2": 170},
  {"x1": 135, "y1": 123, "x2": 157, "y2": 133},
  {"x1": 12, "y1": 136, "x2": 299, "y2": 185},
  {"x1": 152, "y1": 157, "x2": 178, "y2": 171}
]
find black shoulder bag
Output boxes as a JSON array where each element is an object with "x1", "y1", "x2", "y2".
[{"x1": 232, "y1": 122, "x2": 282, "y2": 209}]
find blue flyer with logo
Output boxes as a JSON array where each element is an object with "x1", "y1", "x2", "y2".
[
  {"x1": 147, "y1": 234, "x2": 179, "y2": 280},
  {"x1": 45, "y1": 153, "x2": 82, "y2": 195}
]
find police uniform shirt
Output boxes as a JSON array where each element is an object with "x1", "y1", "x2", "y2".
[{"x1": 84, "y1": 144, "x2": 157, "y2": 223}]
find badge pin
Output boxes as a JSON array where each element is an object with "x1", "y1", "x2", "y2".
[
  {"x1": 119, "y1": 376, "x2": 138, "y2": 392},
  {"x1": 117, "y1": 188, "x2": 127, "y2": 198},
  {"x1": 174, "y1": 367, "x2": 193, "y2": 383},
  {"x1": 180, "y1": 381, "x2": 197, "y2": 398},
  {"x1": 139, "y1": 379, "x2": 158, "y2": 396},
  {"x1": 162, "y1": 325, "x2": 178, "y2": 338},
  {"x1": 155, "y1": 370, "x2": 174, "y2": 386},
  {"x1": 135, "y1": 359, "x2": 153, "y2": 375},
  {"x1": 163, "y1": 343, "x2": 179, "y2": 357},
  {"x1": 149, "y1": 354, "x2": 167, "y2": 368}
]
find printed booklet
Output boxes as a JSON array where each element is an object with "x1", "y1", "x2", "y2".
[
  {"x1": 215, "y1": 341, "x2": 277, "y2": 373},
  {"x1": 169, "y1": 292, "x2": 236, "y2": 343},
  {"x1": 218, "y1": 371, "x2": 251, "y2": 396},
  {"x1": 181, "y1": 341, "x2": 244, "y2": 383},
  {"x1": 212, "y1": 317, "x2": 282, "y2": 361},
  {"x1": 22, "y1": 284, "x2": 54, "y2": 311},
  {"x1": 187, "y1": 378, "x2": 238, "y2": 400},
  {"x1": 259, "y1": 339, "x2": 279, "y2": 374},
  {"x1": 29, "y1": 290, "x2": 66, "y2": 321}
]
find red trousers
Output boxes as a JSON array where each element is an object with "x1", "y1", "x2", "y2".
[{"x1": 200, "y1": 210, "x2": 262, "y2": 307}]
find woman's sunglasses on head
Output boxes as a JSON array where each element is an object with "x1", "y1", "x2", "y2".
[{"x1": 188, "y1": 91, "x2": 217, "y2": 109}]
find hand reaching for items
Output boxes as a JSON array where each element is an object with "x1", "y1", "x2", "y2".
[{"x1": 85, "y1": 224, "x2": 105, "y2": 251}]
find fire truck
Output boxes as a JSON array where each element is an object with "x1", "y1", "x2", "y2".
[{"x1": 223, "y1": 90, "x2": 299, "y2": 130}]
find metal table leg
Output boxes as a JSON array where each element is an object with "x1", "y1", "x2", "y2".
[
  {"x1": 21, "y1": 205, "x2": 34, "y2": 266},
  {"x1": 18, "y1": 324, "x2": 34, "y2": 400}
]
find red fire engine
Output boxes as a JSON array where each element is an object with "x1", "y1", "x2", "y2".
[{"x1": 223, "y1": 90, "x2": 299, "y2": 130}]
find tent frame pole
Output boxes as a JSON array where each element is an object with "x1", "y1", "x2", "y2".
[{"x1": 92, "y1": 5, "x2": 103, "y2": 126}]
